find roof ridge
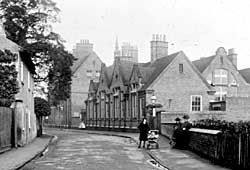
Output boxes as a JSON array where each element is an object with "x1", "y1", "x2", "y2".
[{"x1": 72, "y1": 52, "x2": 91, "y2": 74}]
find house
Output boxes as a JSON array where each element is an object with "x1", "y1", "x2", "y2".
[
  {"x1": 0, "y1": 25, "x2": 37, "y2": 146},
  {"x1": 85, "y1": 35, "x2": 218, "y2": 130},
  {"x1": 71, "y1": 39, "x2": 102, "y2": 126},
  {"x1": 193, "y1": 47, "x2": 250, "y2": 121}
]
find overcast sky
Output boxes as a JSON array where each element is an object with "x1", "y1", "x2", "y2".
[{"x1": 53, "y1": 0, "x2": 250, "y2": 69}]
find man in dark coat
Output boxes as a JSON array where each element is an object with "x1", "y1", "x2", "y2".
[{"x1": 138, "y1": 118, "x2": 150, "y2": 148}]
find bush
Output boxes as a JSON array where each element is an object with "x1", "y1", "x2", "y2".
[
  {"x1": 0, "y1": 49, "x2": 19, "y2": 107},
  {"x1": 192, "y1": 119, "x2": 250, "y2": 135}
]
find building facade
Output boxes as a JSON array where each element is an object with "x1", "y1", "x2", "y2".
[
  {"x1": 193, "y1": 47, "x2": 250, "y2": 121},
  {"x1": 86, "y1": 38, "x2": 250, "y2": 129},
  {"x1": 86, "y1": 35, "x2": 250, "y2": 130},
  {"x1": 0, "y1": 25, "x2": 37, "y2": 145},
  {"x1": 71, "y1": 39, "x2": 102, "y2": 126}
]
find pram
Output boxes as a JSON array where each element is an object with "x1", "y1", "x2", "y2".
[{"x1": 146, "y1": 130, "x2": 159, "y2": 149}]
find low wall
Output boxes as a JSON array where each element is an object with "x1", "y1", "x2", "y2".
[
  {"x1": 188, "y1": 128, "x2": 221, "y2": 160},
  {"x1": 161, "y1": 123, "x2": 249, "y2": 169}
]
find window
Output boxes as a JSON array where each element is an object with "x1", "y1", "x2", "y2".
[
  {"x1": 28, "y1": 72, "x2": 30, "y2": 89},
  {"x1": 28, "y1": 111, "x2": 31, "y2": 129},
  {"x1": 96, "y1": 70, "x2": 100, "y2": 77},
  {"x1": 215, "y1": 87, "x2": 227, "y2": 101},
  {"x1": 191, "y1": 95, "x2": 202, "y2": 111},
  {"x1": 21, "y1": 61, "x2": 24, "y2": 82},
  {"x1": 214, "y1": 69, "x2": 228, "y2": 85},
  {"x1": 86, "y1": 70, "x2": 92, "y2": 77},
  {"x1": 179, "y1": 64, "x2": 183, "y2": 73}
]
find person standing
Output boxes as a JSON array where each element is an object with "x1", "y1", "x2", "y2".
[{"x1": 137, "y1": 118, "x2": 150, "y2": 148}]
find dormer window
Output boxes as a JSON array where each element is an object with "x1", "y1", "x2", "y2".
[
  {"x1": 113, "y1": 87, "x2": 119, "y2": 96},
  {"x1": 100, "y1": 91, "x2": 105, "y2": 99},
  {"x1": 131, "y1": 83, "x2": 137, "y2": 93},
  {"x1": 214, "y1": 69, "x2": 228, "y2": 85}
]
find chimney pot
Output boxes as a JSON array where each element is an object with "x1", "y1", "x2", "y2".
[{"x1": 163, "y1": 35, "x2": 166, "y2": 42}]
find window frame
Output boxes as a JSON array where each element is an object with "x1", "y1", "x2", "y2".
[
  {"x1": 20, "y1": 61, "x2": 24, "y2": 83},
  {"x1": 190, "y1": 95, "x2": 202, "y2": 112},
  {"x1": 179, "y1": 63, "x2": 184, "y2": 73}
]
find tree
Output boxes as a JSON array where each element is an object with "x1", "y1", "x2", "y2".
[
  {"x1": 0, "y1": 0, "x2": 75, "y2": 105},
  {"x1": 0, "y1": 49, "x2": 19, "y2": 107},
  {"x1": 34, "y1": 97, "x2": 50, "y2": 136}
]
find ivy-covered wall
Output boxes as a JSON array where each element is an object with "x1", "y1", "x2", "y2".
[{"x1": 0, "y1": 49, "x2": 19, "y2": 107}]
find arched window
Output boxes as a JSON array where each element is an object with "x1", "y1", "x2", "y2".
[{"x1": 214, "y1": 69, "x2": 228, "y2": 85}]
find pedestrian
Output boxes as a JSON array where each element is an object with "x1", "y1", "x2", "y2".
[{"x1": 137, "y1": 118, "x2": 150, "y2": 148}]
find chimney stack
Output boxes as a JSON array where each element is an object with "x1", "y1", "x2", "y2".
[
  {"x1": 73, "y1": 39, "x2": 94, "y2": 59},
  {"x1": 228, "y1": 48, "x2": 237, "y2": 68},
  {"x1": 150, "y1": 34, "x2": 168, "y2": 62}
]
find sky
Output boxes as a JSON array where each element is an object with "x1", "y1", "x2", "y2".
[{"x1": 53, "y1": 0, "x2": 250, "y2": 69}]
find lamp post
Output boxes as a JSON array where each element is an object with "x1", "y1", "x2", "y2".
[
  {"x1": 59, "y1": 104, "x2": 63, "y2": 130},
  {"x1": 146, "y1": 93, "x2": 162, "y2": 130}
]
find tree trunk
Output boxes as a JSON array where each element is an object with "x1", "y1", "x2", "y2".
[{"x1": 37, "y1": 116, "x2": 43, "y2": 137}]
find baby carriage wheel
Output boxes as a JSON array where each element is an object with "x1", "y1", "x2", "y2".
[{"x1": 147, "y1": 143, "x2": 150, "y2": 149}]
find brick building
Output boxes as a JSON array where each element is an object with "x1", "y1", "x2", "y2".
[
  {"x1": 71, "y1": 39, "x2": 102, "y2": 126},
  {"x1": 193, "y1": 47, "x2": 250, "y2": 121},
  {"x1": 86, "y1": 35, "x2": 243, "y2": 130},
  {"x1": 86, "y1": 33, "x2": 250, "y2": 129}
]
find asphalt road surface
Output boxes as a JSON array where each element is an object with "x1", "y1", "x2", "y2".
[{"x1": 21, "y1": 129, "x2": 160, "y2": 170}]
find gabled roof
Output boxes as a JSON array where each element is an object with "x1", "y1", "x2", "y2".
[
  {"x1": 0, "y1": 35, "x2": 35, "y2": 74},
  {"x1": 72, "y1": 51, "x2": 102, "y2": 74},
  {"x1": 184, "y1": 54, "x2": 214, "y2": 90},
  {"x1": 142, "y1": 52, "x2": 180, "y2": 89},
  {"x1": 138, "y1": 66, "x2": 154, "y2": 83},
  {"x1": 239, "y1": 68, "x2": 250, "y2": 84},
  {"x1": 97, "y1": 63, "x2": 112, "y2": 93},
  {"x1": 72, "y1": 52, "x2": 91, "y2": 74},
  {"x1": 118, "y1": 61, "x2": 134, "y2": 84},
  {"x1": 88, "y1": 80, "x2": 99, "y2": 93},
  {"x1": 192, "y1": 55, "x2": 215, "y2": 73}
]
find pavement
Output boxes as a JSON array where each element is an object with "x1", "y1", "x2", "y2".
[
  {"x1": 82, "y1": 129, "x2": 229, "y2": 170},
  {"x1": 0, "y1": 134, "x2": 55, "y2": 170},
  {"x1": 0, "y1": 128, "x2": 230, "y2": 170}
]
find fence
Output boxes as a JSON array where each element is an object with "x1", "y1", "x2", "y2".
[
  {"x1": 0, "y1": 107, "x2": 13, "y2": 153},
  {"x1": 161, "y1": 122, "x2": 250, "y2": 169}
]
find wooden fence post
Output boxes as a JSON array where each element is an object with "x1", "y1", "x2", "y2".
[{"x1": 11, "y1": 102, "x2": 17, "y2": 148}]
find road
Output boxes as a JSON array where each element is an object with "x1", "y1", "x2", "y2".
[{"x1": 21, "y1": 129, "x2": 160, "y2": 170}]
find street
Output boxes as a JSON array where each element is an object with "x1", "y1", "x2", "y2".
[{"x1": 20, "y1": 129, "x2": 160, "y2": 170}]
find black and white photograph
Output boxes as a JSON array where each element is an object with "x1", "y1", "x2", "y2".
[{"x1": 0, "y1": 0, "x2": 250, "y2": 169}]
